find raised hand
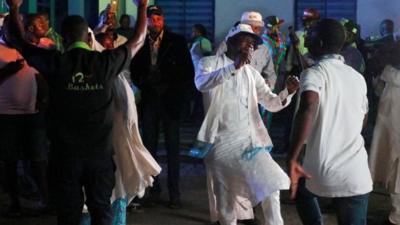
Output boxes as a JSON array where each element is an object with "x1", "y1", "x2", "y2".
[
  {"x1": 234, "y1": 51, "x2": 251, "y2": 70},
  {"x1": 132, "y1": 0, "x2": 149, "y2": 6},
  {"x1": 6, "y1": 0, "x2": 23, "y2": 9},
  {"x1": 286, "y1": 75, "x2": 300, "y2": 94}
]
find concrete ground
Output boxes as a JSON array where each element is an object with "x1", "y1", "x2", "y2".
[{"x1": 0, "y1": 109, "x2": 390, "y2": 225}]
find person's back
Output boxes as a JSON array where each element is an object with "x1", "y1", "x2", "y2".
[
  {"x1": 289, "y1": 19, "x2": 372, "y2": 225},
  {"x1": 301, "y1": 55, "x2": 372, "y2": 196},
  {"x1": 43, "y1": 47, "x2": 130, "y2": 157}
]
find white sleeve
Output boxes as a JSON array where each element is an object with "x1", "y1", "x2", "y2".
[
  {"x1": 300, "y1": 68, "x2": 324, "y2": 95},
  {"x1": 255, "y1": 70, "x2": 294, "y2": 112},
  {"x1": 195, "y1": 57, "x2": 236, "y2": 92}
]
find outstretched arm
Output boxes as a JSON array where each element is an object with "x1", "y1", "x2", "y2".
[{"x1": 125, "y1": 0, "x2": 149, "y2": 57}]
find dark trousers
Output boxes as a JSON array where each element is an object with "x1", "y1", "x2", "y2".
[
  {"x1": 0, "y1": 113, "x2": 48, "y2": 207},
  {"x1": 51, "y1": 155, "x2": 115, "y2": 225},
  {"x1": 141, "y1": 99, "x2": 180, "y2": 201},
  {"x1": 296, "y1": 178, "x2": 369, "y2": 225}
]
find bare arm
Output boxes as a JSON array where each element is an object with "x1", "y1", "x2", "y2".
[
  {"x1": 287, "y1": 91, "x2": 318, "y2": 199},
  {"x1": 6, "y1": 0, "x2": 25, "y2": 46},
  {"x1": 125, "y1": 0, "x2": 149, "y2": 58}
]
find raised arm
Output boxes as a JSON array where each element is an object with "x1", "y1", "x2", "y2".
[
  {"x1": 6, "y1": 0, "x2": 25, "y2": 45},
  {"x1": 195, "y1": 58, "x2": 236, "y2": 92},
  {"x1": 125, "y1": 0, "x2": 149, "y2": 57}
]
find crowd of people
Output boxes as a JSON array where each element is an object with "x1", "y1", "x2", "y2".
[{"x1": 0, "y1": 0, "x2": 400, "y2": 225}]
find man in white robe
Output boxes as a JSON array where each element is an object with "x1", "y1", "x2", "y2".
[
  {"x1": 369, "y1": 43, "x2": 400, "y2": 225},
  {"x1": 194, "y1": 24, "x2": 299, "y2": 225}
]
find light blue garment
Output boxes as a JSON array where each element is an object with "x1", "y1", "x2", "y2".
[{"x1": 80, "y1": 198, "x2": 128, "y2": 225}]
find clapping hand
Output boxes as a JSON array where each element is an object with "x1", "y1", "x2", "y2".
[{"x1": 286, "y1": 75, "x2": 300, "y2": 94}]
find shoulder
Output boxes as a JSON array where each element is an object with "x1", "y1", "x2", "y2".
[{"x1": 199, "y1": 55, "x2": 220, "y2": 65}]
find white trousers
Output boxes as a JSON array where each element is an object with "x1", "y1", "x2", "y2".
[
  {"x1": 389, "y1": 159, "x2": 400, "y2": 224},
  {"x1": 207, "y1": 167, "x2": 283, "y2": 225}
]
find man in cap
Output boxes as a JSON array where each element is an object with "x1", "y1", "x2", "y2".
[
  {"x1": 340, "y1": 18, "x2": 366, "y2": 74},
  {"x1": 130, "y1": 4, "x2": 194, "y2": 209},
  {"x1": 195, "y1": 23, "x2": 299, "y2": 225},
  {"x1": 216, "y1": 11, "x2": 277, "y2": 89},
  {"x1": 262, "y1": 16, "x2": 286, "y2": 74},
  {"x1": 286, "y1": 8, "x2": 320, "y2": 74}
]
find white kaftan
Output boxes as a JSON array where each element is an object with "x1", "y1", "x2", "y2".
[{"x1": 195, "y1": 54, "x2": 292, "y2": 225}]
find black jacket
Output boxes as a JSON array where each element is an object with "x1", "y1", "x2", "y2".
[{"x1": 130, "y1": 30, "x2": 194, "y2": 118}]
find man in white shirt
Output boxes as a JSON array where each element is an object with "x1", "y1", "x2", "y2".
[
  {"x1": 195, "y1": 23, "x2": 299, "y2": 225},
  {"x1": 288, "y1": 19, "x2": 372, "y2": 225}
]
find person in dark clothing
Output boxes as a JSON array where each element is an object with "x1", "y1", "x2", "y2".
[
  {"x1": 130, "y1": 4, "x2": 195, "y2": 209},
  {"x1": 5, "y1": 0, "x2": 149, "y2": 224},
  {"x1": 116, "y1": 14, "x2": 135, "y2": 39}
]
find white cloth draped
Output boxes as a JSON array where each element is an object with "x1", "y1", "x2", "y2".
[
  {"x1": 370, "y1": 65, "x2": 400, "y2": 192},
  {"x1": 111, "y1": 75, "x2": 161, "y2": 203}
]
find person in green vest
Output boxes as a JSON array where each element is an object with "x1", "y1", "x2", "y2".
[{"x1": 286, "y1": 8, "x2": 320, "y2": 75}]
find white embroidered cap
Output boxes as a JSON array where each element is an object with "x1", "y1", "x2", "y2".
[
  {"x1": 240, "y1": 11, "x2": 264, "y2": 27},
  {"x1": 225, "y1": 23, "x2": 261, "y2": 42}
]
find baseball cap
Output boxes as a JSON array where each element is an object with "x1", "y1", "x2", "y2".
[
  {"x1": 240, "y1": 11, "x2": 264, "y2": 27},
  {"x1": 225, "y1": 23, "x2": 262, "y2": 44},
  {"x1": 265, "y1": 16, "x2": 284, "y2": 29},
  {"x1": 302, "y1": 8, "x2": 320, "y2": 21},
  {"x1": 147, "y1": 5, "x2": 164, "y2": 17},
  {"x1": 340, "y1": 18, "x2": 358, "y2": 35}
]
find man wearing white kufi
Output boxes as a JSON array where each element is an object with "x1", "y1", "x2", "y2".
[{"x1": 193, "y1": 23, "x2": 299, "y2": 225}]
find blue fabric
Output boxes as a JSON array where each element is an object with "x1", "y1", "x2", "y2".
[
  {"x1": 241, "y1": 146, "x2": 273, "y2": 160},
  {"x1": 188, "y1": 140, "x2": 213, "y2": 159},
  {"x1": 80, "y1": 198, "x2": 128, "y2": 225},
  {"x1": 295, "y1": 178, "x2": 369, "y2": 225}
]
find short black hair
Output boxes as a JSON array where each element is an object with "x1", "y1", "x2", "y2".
[
  {"x1": 24, "y1": 13, "x2": 41, "y2": 28},
  {"x1": 193, "y1": 24, "x2": 207, "y2": 36},
  {"x1": 61, "y1": 15, "x2": 88, "y2": 42},
  {"x1": 119, "y1": 14, "x2": 130, "y2": 22},
  {"x1": 381, "y1": 19, "x2": 394, "y2": 33},
  {"x1": 315, "y1": 19, "x2": 345, "y2": 54}
]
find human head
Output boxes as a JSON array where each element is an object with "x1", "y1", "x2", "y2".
[
  {"x1": 302, "y1": 8, "x2": 320, "y2": 29},
  {"x1": 379, "y1": 19, "x2": 394, "y2": 36},
  {"x1": 226, "y1": 23, "x2": 261, "y2": 57},
  {"x1": 96, "y1": 32, "x2": 114, "y2": 50},
  {"x1": 61, "y1": 15, "x2": 89, "y2": 48},
  {"x1": 147, "y1": 5, "x2": 165, "y2": 35},
  {"x1": 340, "y1": 18, "x2": 359, "y2": 46},
  {"x1": 240, "y1": 11, "x2": 264, "y2": 36},
  {"x1": 24, "y1": 13, "x2": 48, "y2": 43},
  {"x1": 192, "y1": 24, "x2": 207, "y2": 38},
  {"x1": 265, "y1": 15, "x2": 284, "y2": 35},
  {"x1": 305, "y1": 18, "x2": 345, "y2": 58},
  {"x1": 119, "y1": 14, "x2": 131, "y2": 29},
  {"x1": 38, "y1": 12, "x2": 50, "y2": 32}
]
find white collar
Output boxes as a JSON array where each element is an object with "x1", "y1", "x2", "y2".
[{"x1": 320, "y1": 54, "x2": 345, "y2": 62}]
